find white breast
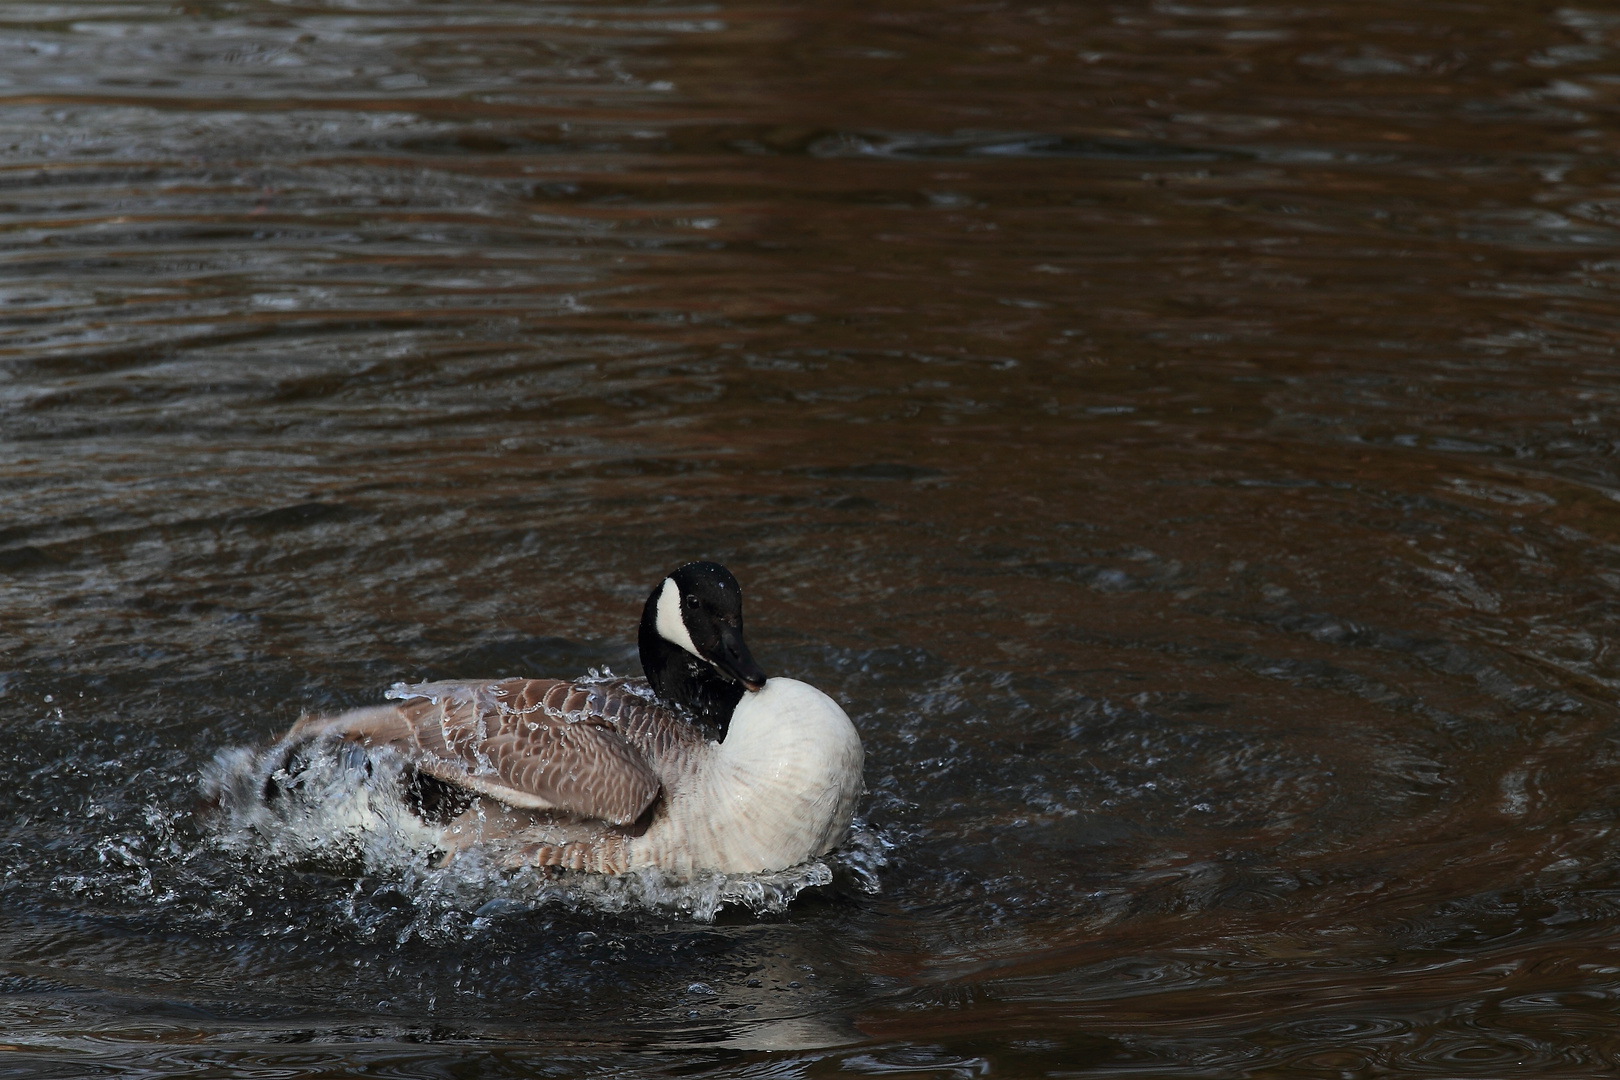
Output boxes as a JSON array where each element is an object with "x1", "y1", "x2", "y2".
[{"x1": 629, "y1": 678, "x2": 864, "y2": 875}]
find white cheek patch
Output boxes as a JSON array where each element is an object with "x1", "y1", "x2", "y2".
[{"x1": 655, "y1": 578, "x2": 701, "y2": 658}]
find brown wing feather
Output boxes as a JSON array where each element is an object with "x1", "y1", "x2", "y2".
[{"x1": 287, "y1": 678, "x2": 662, "y2": 825}]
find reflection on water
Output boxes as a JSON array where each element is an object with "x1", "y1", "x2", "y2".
[{"x1": 5, "y1": 0, "x2": 1620, "y2": 1075}]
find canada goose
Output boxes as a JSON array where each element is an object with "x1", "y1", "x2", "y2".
[{"x1": 254, "y1": 562, "x2": 865, "y2": 878}]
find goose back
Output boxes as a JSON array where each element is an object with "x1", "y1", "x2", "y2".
[{"x1": 284, "y1": 677, "x2": 708, "y2": 827}]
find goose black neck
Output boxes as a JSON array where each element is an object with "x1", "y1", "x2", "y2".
[{"x1": 638, "y1": 604, "x2": 744, "y2": 739}]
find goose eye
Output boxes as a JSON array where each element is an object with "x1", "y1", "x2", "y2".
[{"x1": 686, "y1": 595, "x2": 698, "y2": 606}]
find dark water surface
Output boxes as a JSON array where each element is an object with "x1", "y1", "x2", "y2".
[{"x1": 5, "y1": 0, "x2": 1620, "y2": 1075}]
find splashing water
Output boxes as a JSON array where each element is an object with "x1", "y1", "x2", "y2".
[{"x1": 199, "y1": 736, "x2": 888, "y2": 934}]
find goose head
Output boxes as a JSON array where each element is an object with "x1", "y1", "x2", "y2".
[{"x1": 637, "y1": 561, "x2": 766, "y2": 735}]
